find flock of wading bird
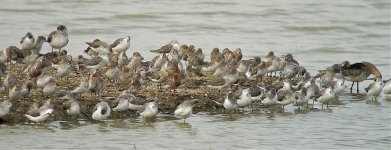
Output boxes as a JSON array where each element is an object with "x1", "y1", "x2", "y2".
[{"x1": 0, "y1": 25, "x2": 390, "y2": 124}]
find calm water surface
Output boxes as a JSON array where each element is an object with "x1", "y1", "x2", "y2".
[{"x1": 0, "y1": 0, "x2": 390, "y2": 149}]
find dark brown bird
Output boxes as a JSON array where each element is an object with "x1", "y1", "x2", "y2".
[
  {"x1": 5, "y1": 46, "x2": 24, "y2": 63},
  {"x1": 341, "y1": 61, "x2": 382, "y2": 93},
  {"x1": 233, "y1": 48, "x2": 242, "y2": 62},
  {"x1": 210, "y1": 47, "x2": 220, "y2": 62}
]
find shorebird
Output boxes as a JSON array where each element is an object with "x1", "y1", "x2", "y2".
[
  {"x1": 117, "y1": 52, "x2": 128, "y2": 68},
  {"x1": 43, "y1": 78, "x2": 57, "y2": 98},
  {"x1": 86, "y1": 39, "x2": 111, "y2": 54},
  {"x1": 222, "y1": 48, "x2": 236, "y2": 64},
  {"x1": 48, "y1": 25, "x2": 68, "y2": 53},
  {"x1": 0, "y1": 100, "x2": 12, "y2": 117},
  {"x1": 233, "y1": 48, "x2": 242, "y2": 62},
  {"x1": 37, "y1": 70, "x2": 52, "y2": 88},
  {"x1": 111, "y1": 91, "x2": 132, "y2": 112},
  {"x1": 105, "y1": 61, "x2": 120, "y2": 85},
  {"x1": 249, "y1": 82, "x2": 266, "y2": 97},
  {"x1": 208, "y1": 66, "x2": 239, "y2": 90},
  {"x1": 201, "y1": 53, "x2": 224, "y2": 73},
  {"x1": 263, "y1": 52, "x2": 285, "y2": 77},
  {"x1": 21, "y1": 80, "x2": 33, "y2": 98},
  {"x1": 88, "y1": 70, "x2": 102, "y2": 97},
  {"x1": 383, "y1": 79, "x2": 391, "y2": 95},
  {"x1": 222, "y1": 91, "x2": 238, "y2": 113},
  {"x1": 261, "y1": 88, "x2": 281, "y2": 106},
  {"x1": 70, "y1": 76, "x2": 89, "y2": 97},
  {"x1": 86, "y1": 53, "x2": 110, "y2": 70},
  {"x1": 27, "y1": 56, "x2": 49, "y2": 78},
  {"x1": 281, "y1": 62, "x2": 304, "y2": 79},
  {"x1": 4, "y1": 73, "x2": 18, "y2": 91},
  {"x1": 63, "y1": 99, "x2": 80, "y2": 118},
  {"x1": 265, "y1": 51, "x2": 277, "y2": 62},
  {"x1": 139, "y1": 101, "x2": 158, "y2": 123},
  {"x1": 293, "y1": 87, "x2": 309, "y2": 110},
  {"x1": 249, "y1": 61, "x2": 268, "y2": 81},
  {"x1": 92, "y1": 101, "x2": 111, "y2": 120},
  {"x1": 52, "y1": 57, "x2": 72, "y2": 80},
  {"x1": 306, "y1": 79, "x2": 320, "y2": 107},
  {"x1": 9, "y1": 85, "x2": 22, "y2": 101},
  {"x1": 315, "y1": 64, "x2": 340, "y2": 87},
  {"x1": 285, "y1": 53, "x2": 299, "y2": 65},
  {"x1": 365, "y1": 78, "x2": 383, "y2": 101},
  {"x1": 165, "y1": 68, "x2": 181, "y2": 93},
  {"x1": 332, "y1": 78, "x2": 346, "y2": 95},
  {"x1": 150, "y1": 40, "x2": 180, "y2": 53},
  {"x1": 315, "y1": 87, "x2": 336, "y2": 109},
  {"x1": 174, "y1": 99, "x2": 199, "y2": 123},
  {"x1": 5, "y1": 46, "x2": 24, "y2": 63},
  {"x1": 25, "y1": 36, "x2": 46, "y2": 64},
  {"x1": 126, "y1": 52, "x2": 143, "y2": 71},
  {"x1": 236, "y1": 60, "x2": 250, "y2": 74},
  {"x1": 25, "y1": 100, "x2": 54, "y2": 123},
  {"x1": 341, "y1": 61, "x2": 382, "y2": 93},
  {"x1": 30, "y1": 36, "x2": 46, "y2": 55},
  {"x1": 167, "y1": 48, "x2": 181, "y2": 62},
  {"x1": 276, "y1": 81, "x2": 294, "y2": 109},
  {"x1": 210, "y1": 47, "x2": 221, "y2": 62},
  {"x1": 237, "y1": 88, "x2": 262, "y2": 110},
  {"x1": 110, "y1": 36, "x2": 131, "y2": 54},
  {"x1": 20, "y1": 32, "x2": 35, "y2": 50}
]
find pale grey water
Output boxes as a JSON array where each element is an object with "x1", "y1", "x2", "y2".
[{"x1": 0, "y1": 0, "x2": 390, "y2": 149}]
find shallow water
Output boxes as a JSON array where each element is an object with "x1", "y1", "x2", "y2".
[{"x1": 0, "y1": 0, "x2": 390, "y2": 149}]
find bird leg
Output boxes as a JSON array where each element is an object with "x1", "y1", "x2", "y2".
[{"x1": 350, "y1": 82, "x2": 355, "y2": 93}]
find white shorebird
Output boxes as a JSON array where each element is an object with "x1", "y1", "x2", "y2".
[
  {"x1": 48, "y1": 25, "x2": 69, "y2": 53},
  {"x1": 316, "y1": 87, "x2": 336, "y2": 109},
  {"x1": 25, "y1": 100, "x2": 54, "y2": 123},
  {"x1": 174, "y1": 99, "x2": 199, "y2": 123},
  {"x1": 332, "y1": 78, "x2": 346, "y2": 95},
  {"x1": 223, "y1": 91, "x2": 238, "y2": 112},
  {"x1": 92, "y1": 101, "x2": 111, "y2": 120},
  {"x1": 43, "y1": 78, "x2": 57, "y2": 98},
  {"x1": 52, "y1": 57, "x2": 72, "y2": 80},
  {"x1": 261, "y1": 88, "x2": 281, "y2": 106},
  {"x1": 237, "y1": 88, "x2": 262, "y2": 110},
  {"x1": 0, "y1": 100, "x2": 12, "y2": 117},
  {"x1": 25, "y1": 108, "x2": 53, "y2": 123},
  {"x1": 20, "y1": 32, "x2": 35, "y2": 50},
  {"x1": 70, "y1": 76, "x2": 89, "y2": 96},
  {"x1": 110, "y1": 36, "x2": 131, "y2": 54},
  {"x1": 293, "y1": 87, "x2": 309, "y2": 110},
  {"x1": 365, "y1": 78, "x2": 383, "y2": 101},
  {"x1": 306, "y1": 79, "x2": 320, "y2": 107},
  {"x1": 112, "y1": 91, "x2": 131, "y2": 112},
  {"x1": 36, "y1": 70, "x2": 52, "y2": 89},
  {"x1": 63, "y1": 99, "x2": 80, "y2": 118},
  {"x1": 140, "y1": 102, "x2": 158, "y2": 117},
  {"x1": 137, "y1": 101, "x2": 159, "y2": 124}
]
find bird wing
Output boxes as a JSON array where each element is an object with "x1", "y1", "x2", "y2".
[
  {"x1": 20, "y1": 36, "x2": 26, "y2": 44},
  {"x1": 47, "y1": 31, "x2": 56, "y2": 43},
  {"x1": 110, "y1": 38, "x2": 123, "y2": 48},
  {"x1": 365, "y1": 82, "x2": 375, "y2": 92}
]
